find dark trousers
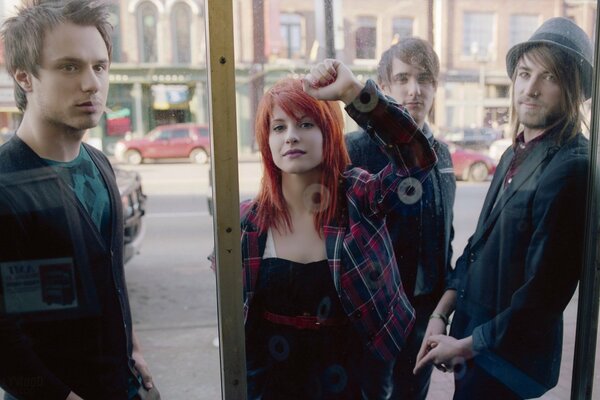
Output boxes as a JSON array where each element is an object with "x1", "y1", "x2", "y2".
[
  {"x1": 390, "y1": 296, "x2": 437, "y2": 400},
  {"x1": 453, "y1": 360, "x2": 522, "y2": 400}
]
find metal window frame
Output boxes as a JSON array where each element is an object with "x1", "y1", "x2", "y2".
[
  {"x1": 205, "y1": 0, "x2": 246, "y2": 399},
  {"x1": 205, "y1": 1, "x2": 600, "y2": 399},
  {"x1": 572, "y1": 3, "x2": 600, "y2": 399}
]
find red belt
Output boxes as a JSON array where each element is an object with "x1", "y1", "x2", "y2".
[{"x1": 263, "y1": 311, "x2": 348, "y2": 330}]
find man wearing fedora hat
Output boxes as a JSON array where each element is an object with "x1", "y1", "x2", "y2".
[{"x1": 413, "y1": 17, "x2": 591, "y2": 399}]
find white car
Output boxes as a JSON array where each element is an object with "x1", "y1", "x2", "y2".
[{"x1": 488, "y1": 138, "x2": 512, "y2": 162}]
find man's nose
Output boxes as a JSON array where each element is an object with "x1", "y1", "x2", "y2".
[
  {"x1": 524, "y1": 77, "x2": 541, "y2": 97},
  {"x1": 408, "y1": 79, "x2": 421, "y2": 95},
  {"x1": 81, "y1": 67, "x2": 101, "y2": 93}
]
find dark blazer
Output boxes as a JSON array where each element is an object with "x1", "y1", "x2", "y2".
[
  {"x1": 0, "y1": 136, "x2": 134, "y2": 400},
  {"x1": 450, "y1": 127, "x2": 589, "y2": 398}
]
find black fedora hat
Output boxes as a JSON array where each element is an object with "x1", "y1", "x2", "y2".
[{"x1": 506, "y1": 17, "x2": 593, "y2": 99}]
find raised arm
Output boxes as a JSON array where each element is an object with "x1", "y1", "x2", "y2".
[{"x1": 303, "y1": 59, "x2": 436, "y2": 182}]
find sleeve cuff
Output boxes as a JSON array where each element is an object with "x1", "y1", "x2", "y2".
[
  {"x1": 472, "y1": 324, "x2": 490, "y2": 353},
  {"x1": 344, "y1": 79, "x2": 383, "y2": 128}
]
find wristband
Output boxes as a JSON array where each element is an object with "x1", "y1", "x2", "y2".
[{"x1": 429, "y1": 312, "x2": 448, "y2": 326}]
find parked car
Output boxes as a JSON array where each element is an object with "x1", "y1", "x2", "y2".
[
  {"x1": 115, "y1": 167, "x2": 147, "y2": 263},
  {"x1": 442, "y1": 140, "x2": 497, "y2": 182},
  {"x1": 441, "y1": 127, "x2": 502, "y2": 152},
  {"x1": 114, "y1": 123, "x2": 210, "y2": 165}
]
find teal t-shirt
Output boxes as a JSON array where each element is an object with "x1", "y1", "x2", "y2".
[{"x1": 44, "y1": 146, "x2": 111, "y2": 241}]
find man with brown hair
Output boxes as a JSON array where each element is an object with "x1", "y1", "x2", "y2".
[
  {"x1": 0, "y1": 1, "x2": 158, "y2": 399},
  {"x1": 346, "y1": 37, "x2": 456, "y2": 400},
  {"x1": 415, "y1": 17, "x2": 591, "y2": 399}
]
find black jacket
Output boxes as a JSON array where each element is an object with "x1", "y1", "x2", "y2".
[
  {"x1": 0, "y1": 136, "x2": 134, "y2": 400},
  {"x1": 345, "y1": 124, "x2": 456, "y2": 302},
  {"x1": 450, "y1": 127, "x2": 589, "y2": 397}
]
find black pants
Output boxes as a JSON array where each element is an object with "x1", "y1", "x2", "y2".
[
  {"x1": 389, "y1": 296, "x2": 437, "y2": 400},
  {"x1": 453, "y1": 359, "x2": 522, "y2": 400}
]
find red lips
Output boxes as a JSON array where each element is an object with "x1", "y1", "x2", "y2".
[{"x1": 283, "y1": 149, "x2": 306, "y2": 156}]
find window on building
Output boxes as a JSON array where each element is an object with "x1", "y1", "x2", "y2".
[
  {"x1": 355, "y1": 16, "x2": 377, "y2": 59},
  {"x1": 392, "y1": 17, "x2": 413, "y2": 41},
  {"x1": 137, "y1": 1, "x2": 158, "y2": 63},
  {"x1": 280, "y1": 13, "x2": 303, "y2": 59},
  {"x1": 172, "y1": 2, "x2": 192, "y2": 64},
  {"x1": 509, "y1": 14, "x2": 539, "y2": 47},
  {"x1": 463, "y1": 12, "x2": 495, "y2": 58},
  {"x1": 108, "y1": 3, "x2": 123, "y2": 62}
]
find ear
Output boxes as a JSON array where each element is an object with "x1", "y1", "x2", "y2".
[{"x1": 14, "y1": 69, "x2": 33, "y2": 92}]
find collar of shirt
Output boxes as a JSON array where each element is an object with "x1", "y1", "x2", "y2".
[
  {"x1": 422, "y1": 123, "x2": 434, "y2": 145},
  {"x1": 504, "y1": 128, "x2": 552, "y2": 187}
]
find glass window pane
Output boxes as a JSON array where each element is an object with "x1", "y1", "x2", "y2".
[
  {"x1": 0, "y1": 0, "x2": 597, "y2": 399},
  {"x1": 226, "y1": 1, "x2": 600, "y2": 399}
]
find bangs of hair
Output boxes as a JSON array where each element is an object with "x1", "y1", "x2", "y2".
[
  {"x1": 254, "y1": 78, "x2": 349, "y2": 234},
  {"x1": 377, "y1": 37, "x2": 440, "y2": 87}
]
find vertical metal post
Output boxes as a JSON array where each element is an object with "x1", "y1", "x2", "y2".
[
  {"x1": 204, "y1": 1, "x2": 246, "y2": 399},
  {"x1": 324, "y1": 0, "x2": 335, "y2": 58},
  {"x1": 572, "y1": 3, "x2": 600, "y2": 398}
]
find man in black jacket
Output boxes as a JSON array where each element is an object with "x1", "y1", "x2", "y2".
[
  {"x1": 345, "y1": 37, "x2": 456, "y2": 400},
  {"x1": 0, "y1": 1, "x2": 158, "y2": 399},
  {"x1": 414, "y1": 17, "x2": 591, "y2": 399}
]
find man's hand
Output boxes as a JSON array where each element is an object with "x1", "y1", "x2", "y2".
[
  {"x1": 413, "y1": 334, "x2": 476, "y2": 375},
  {"x1": 131, "y1": 330, "x2": 155, "y2": 390},
  {"x1": 302, "y1": 59, "x2": 363, "y2": 105},
  {"x1": 66, "y1": 391, "x2": 84, "y2": 400},
  {"x1": 415, "y1": 317, "x2": 447, "y2": 372},
  {"x1": 133, "y1": 347, "x2": 154, "y2": 390}
]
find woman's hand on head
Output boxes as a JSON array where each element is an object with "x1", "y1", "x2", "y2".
[{"x1": 302, "y1": 59, "x2": 363, "y2": 105}]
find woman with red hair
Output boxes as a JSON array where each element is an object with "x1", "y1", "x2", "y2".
[{"x1": 239, "y1": 60, "x2": 437, "y2": 399}]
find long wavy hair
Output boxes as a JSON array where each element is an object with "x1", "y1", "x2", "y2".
[{"x1": 254, "y1": 78, "x2": 349, "y2": 234}]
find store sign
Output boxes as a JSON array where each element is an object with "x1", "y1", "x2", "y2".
[
  {"x1": 151, "y1": 84, "x2": 190, "y2": 110},
  {"x1": 106, "y1": 108, "x2": 132, "y2": 136}
]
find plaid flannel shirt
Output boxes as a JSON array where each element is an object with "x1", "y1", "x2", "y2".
[{"x1": 239, "y1": 79, "x2": 437, "y2": 361}]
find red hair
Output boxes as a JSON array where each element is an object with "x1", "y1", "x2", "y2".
[{"x1": 254, "y1": 78, "x2": 349, "y2": 234}]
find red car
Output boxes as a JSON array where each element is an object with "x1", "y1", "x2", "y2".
[
  {"x1": 442, "y1": 140, "x2": 497, "y2": 182},
  {"x1": 114, "y1": 123, "x2": 210, "y2": 164}
]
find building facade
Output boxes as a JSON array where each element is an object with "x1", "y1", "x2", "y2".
[{"x1": 0, "y1": 0, "x2": 595, "y2": 152}]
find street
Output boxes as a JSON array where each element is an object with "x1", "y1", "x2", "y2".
[
  {"x1": 119, "y1": 160, "x2": 598, "y2": 399},
  {"x1": 0, "y1": 160, "x2": 591, "y2": 399}
]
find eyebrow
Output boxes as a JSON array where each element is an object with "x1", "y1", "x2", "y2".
[
  {"x1": 51, "y1": 57, "x2": 109, "y2": 64},
  {"x1": 392, "y1": 73, "x2": 408, "y2": 79}
]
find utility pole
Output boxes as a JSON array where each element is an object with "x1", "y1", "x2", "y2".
[
  {"x1": 250, "y1": 0, "x2": 266, "y2": 152},
  {"x1": 323, "y1": 0, "x2": 335, "y2": 58}
]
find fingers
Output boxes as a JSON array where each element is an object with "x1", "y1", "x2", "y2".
[
  {"x1": 414, "y1": 345, "x2": 436, "y2": 374},
  {"x1": 413, "y1": 334, "x2": 450, "y2": 375},
  {"x1": 140, "y1": 367, "x2": 155, "y2": 389},
  {"x1": 306, "y1": 59, "x2": 338, "y2": 87}
]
